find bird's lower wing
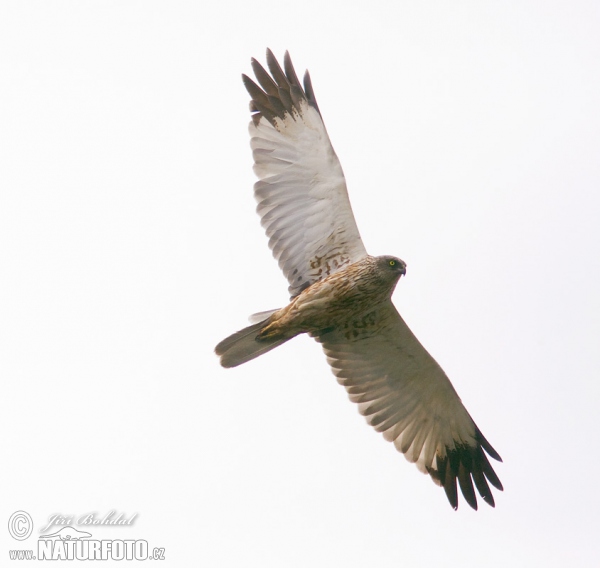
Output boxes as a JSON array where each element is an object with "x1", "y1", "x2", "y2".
[
  {"x1": 244, "y1": 50, "x2": 367, "y2": 298},
  {"x1": 314, "y1": 300, "x2": 503, "y2": 510}
]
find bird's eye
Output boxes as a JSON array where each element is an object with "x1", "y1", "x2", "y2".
[{"x1": 389, "y1": 260, "x2": 396, "y2": 266}]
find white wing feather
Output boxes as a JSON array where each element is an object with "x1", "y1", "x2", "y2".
[
  {"x1": 315, "y1": 300, "x2": 503, "y2": 510},
  {"x1": 244, "y1": 50, "x2": 367, "y2": 298}
]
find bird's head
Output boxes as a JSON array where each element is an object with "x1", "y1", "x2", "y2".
[
  {"x1": 374, "y1": 256, "x2": 407, "y2": 295},
  {"x1": 378, "y1": 255, "x2": 407, "y2": 278}
]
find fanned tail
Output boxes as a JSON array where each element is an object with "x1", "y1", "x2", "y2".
[{"x1": 215, "y1": 316, "x2": 289, "y2": 368}]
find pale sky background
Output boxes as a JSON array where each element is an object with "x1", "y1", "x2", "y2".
[{"x1": 1, "y1": 1, "x2": 599, "y2": 566}]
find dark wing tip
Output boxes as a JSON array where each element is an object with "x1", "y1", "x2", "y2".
[
  {"x1": 303, "y1": 70, "x2": 321, "y2": 115},
  {"x1": 243, "y1": 49, "x2": 314, "y2": 126},
  {"x1": 477, "y1": 428, "x2": 503, "y2": 462},
  {"x1": 429, "y1": 432, "x2": 503, "y2": 511}
]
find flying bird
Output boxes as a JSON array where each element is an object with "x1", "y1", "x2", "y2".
[{"x1": 215, "y1": 49, "x2": 503, "y2": 510}]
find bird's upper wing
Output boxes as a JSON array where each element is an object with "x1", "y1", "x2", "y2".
[
  {"x1": 243, "y1": 50, "x2": 368, "y2": 298},
  {"x1": 314, "y1": 300, "x2": 503, "y2": 510}
]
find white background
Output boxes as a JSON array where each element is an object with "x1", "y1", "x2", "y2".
[{"x1": 1, "y1": 1, "x2": 599, "y2": 566}]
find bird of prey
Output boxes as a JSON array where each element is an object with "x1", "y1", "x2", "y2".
[{"x1": 215, "y1": 49, "x2": 503, "y2": 510}]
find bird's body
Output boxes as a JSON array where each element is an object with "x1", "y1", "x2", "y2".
[
  {"x1": 259, "y1": 255, "x2": 406, "y2": 341},
  {"x1": 216, "y1": 255, "x2": 405, "y2": 368},
  {"x1": 215, "y1": 50, "x2": 503, "y2": 510}
]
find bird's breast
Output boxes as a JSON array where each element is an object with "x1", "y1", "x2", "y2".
[{"x1": 283, "y1": 260, "x2": 394, "y2": 333}]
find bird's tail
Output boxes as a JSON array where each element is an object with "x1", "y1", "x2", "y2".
[{"x1": 215, "y1": 314, "x2": 290, "y2": 368}]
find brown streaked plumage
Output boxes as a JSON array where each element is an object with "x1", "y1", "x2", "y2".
[{"x1": 215, "y1": 49, "x2": 503, "y2": 511}]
